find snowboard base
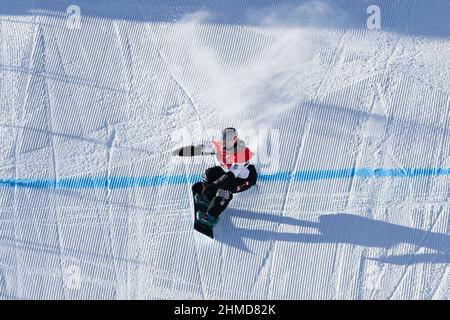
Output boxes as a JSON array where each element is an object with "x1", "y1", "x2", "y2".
[
  {"x1": 194, "y1": 219, "x2": 214, "y2": 239},
  {"x1": 192, "y1": 182, "x2": 214, "y2": 239}
]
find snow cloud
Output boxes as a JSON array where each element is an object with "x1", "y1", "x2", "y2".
[{"x1": 159, "y1": 1, "x2": 348, "y2": 126}]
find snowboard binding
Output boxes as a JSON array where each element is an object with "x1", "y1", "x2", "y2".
[{"x1": 194, "y1": 193, "x2": 219, "y2": 228}]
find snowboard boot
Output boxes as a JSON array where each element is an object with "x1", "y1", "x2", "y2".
[
  {"x1": 196, "y1": 210, "x2": 219, "y2": 228},
  {"x1": 194, "y1": 193, "x2": 219, "y2": 227},
  {"x1": 194, "y1": 193, "x2": 210, "y2": 211}
]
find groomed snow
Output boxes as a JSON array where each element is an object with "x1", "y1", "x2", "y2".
[{"x1": 0, "y1": 0, "x2": 449, "y2": 299}]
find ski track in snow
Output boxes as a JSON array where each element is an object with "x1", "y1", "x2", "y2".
[{"x1": 0, "y1": 0, "x2": 450, "y2": 299}]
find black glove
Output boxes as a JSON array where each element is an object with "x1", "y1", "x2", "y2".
[
  {"x1": 234, "y1": 180, "x2": 251, "y2": 193},
  {"x1": 172, "y1": 145, "x2": 204, "y2": 157}
]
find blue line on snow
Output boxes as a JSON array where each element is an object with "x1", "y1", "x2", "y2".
[{"x1": 0, "y1": 168, "x2": 449, "y2": 189}]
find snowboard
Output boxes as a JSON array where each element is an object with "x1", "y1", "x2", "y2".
[{"x1": 192, "y1": 182, "x2": 214, "y2": 239}]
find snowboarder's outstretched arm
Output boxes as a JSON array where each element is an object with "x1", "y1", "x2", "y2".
[{"x1": 172, "y1": 144, "x2": 215, "y2": 157}]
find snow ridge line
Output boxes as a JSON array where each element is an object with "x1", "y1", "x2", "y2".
[{"x1": 1, "y1": 167, "x2": 450, "y2": 189}]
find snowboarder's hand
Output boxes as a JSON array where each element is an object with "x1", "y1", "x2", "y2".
[
  {"x1": 235, "y1": 181, "x2": 250, "y2": 192},
  {"x1": 172, "y1": 148, "x2": 182, "y2": 156}
]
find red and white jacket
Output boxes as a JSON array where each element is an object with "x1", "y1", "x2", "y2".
[{"x1": 201, "y1": 139, "x2": 254, "y2": 179}]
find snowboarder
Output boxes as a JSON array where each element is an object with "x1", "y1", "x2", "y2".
[{"x1": 172, "y1": 127, "x2": 257, "y2": 234}]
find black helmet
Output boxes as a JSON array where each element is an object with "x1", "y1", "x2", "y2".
[{"x1": 222, "y1": 127, "x2": 238, "y2": 143}]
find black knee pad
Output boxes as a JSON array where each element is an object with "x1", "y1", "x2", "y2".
[
  {"x1": 203, "y1": 166, "x2": 225, "y2": 183},
  {"x1": 192, "y1": 181, "x2": 203, "y2": 194},
  {"x1": 215, "y1": 171, "x2": 237, "y2": 191}
]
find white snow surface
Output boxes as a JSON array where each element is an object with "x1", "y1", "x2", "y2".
[{"x1": 0, "y1": 0, "x2": 449, "y2": 299}]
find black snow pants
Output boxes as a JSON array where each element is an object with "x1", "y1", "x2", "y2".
[{"x1": 193, "y1": 165, "x2": 257, "y2": 219}]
